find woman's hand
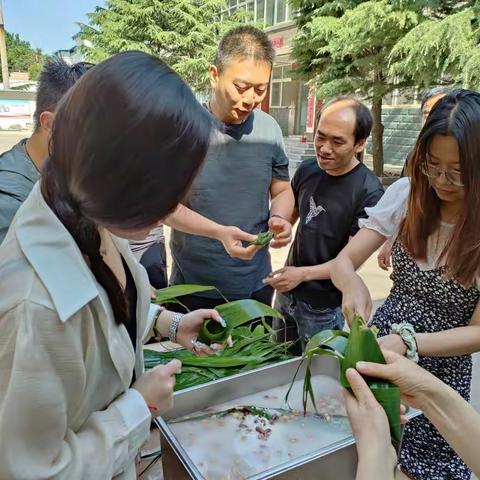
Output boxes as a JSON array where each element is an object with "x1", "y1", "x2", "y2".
[
  {"x1": 344, "y1": 368, "x2": 397, "y2": 480},
  {"x1": 176, "y1": 309, "x2": 227, "y2": 355},
  {"x1": 133, "y1": 359, "x2": 181, "y2": 415},
  {"x1": 377, "y1": 241, "x2": 393, "y2": 271},
  {"x1": 378, "y1": 334, "x2": 407, "y2": 356},
  {"x1": 356, "y1": 350, "x2": 440, "y2": 410},
  {"x1": 341, "y1": 273, "x2": 372, "y2": 324}
]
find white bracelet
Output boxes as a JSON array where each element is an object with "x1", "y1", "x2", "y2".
[{"x1": 168, "y1": 312, "x2": 184, "y2": 343}]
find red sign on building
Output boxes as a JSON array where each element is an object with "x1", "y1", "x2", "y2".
[
  {"x1": 271, "y1": 37, "x2": 284, "y2": 49},
  {"x1": 306, "y1": 85, "x2": 316, "y2": 133}
]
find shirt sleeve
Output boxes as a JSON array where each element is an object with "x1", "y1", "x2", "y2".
[
  {"x1": 271, "y1": 122, "x2": 290, "y2": 181},
  {"x1": 291, "y1": 163, "x2": 307, "y2": 209},
  {"x1": 358, "y1": 177, "x2": 410, "y2": 238},
  {"x1": 0, "y1": 300, "x2": 151, "y2": 480},
  {"x1": 0, "y1": 171, "x2": 33, "y2": 244},
  {"x1": 350, "y1": 184, "x2": 385, "y2": 236}
]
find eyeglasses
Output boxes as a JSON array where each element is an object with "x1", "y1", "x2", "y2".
[{"x1": 421, "y1": 162, "x2": 464, "y2": 187}]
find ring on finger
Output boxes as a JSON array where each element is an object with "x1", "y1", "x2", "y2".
[{"x1": 191, "y1": 339, "x2": 205, "y2": 350}]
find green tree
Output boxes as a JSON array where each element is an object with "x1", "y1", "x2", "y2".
[
  {"x1": 291, "y1": 0, "x2": 422, "y2": 175},
  {"x1": 389, "y1": 2, "x2": 480, "y2": 89},
  {"x1": 79, "y1": 0, "x2": 249, "y2": 93},
  {"x1": 3, "y1": 32, "x2": 45, "y2": 81}
]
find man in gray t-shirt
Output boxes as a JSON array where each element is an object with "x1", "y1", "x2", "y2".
[{"x1": 170, "y1": 26, "x2": 293, "y2": 309}]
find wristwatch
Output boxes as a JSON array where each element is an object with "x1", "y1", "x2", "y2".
[{"x1": 168, "y1": 312, "x2": 184, "y2": 344}]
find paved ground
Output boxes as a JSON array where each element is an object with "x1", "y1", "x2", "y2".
[{"x1": 0, "y1": 131, "x2": 28, "y2": 153}]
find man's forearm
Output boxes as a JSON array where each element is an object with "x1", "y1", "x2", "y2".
[
  {"x1": 270, "y1": 188, "x2": 298, "y2": 225},
  {"x1": 299, "y1": 261, "x2": 333, "y2": 282},
  {"x1": 164, "y1": 204, "x2": 222, "y2": 239}
]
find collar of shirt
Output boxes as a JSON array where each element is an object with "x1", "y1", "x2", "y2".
[{"x1": 14, "y1": 182, "x2": 141, "y2": 323}]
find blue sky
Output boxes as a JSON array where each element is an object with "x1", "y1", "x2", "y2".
[{"x1": 4, "y1": 0, "x2": 104, "y2": 54}]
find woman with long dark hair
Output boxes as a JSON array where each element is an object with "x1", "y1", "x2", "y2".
[
  {"x1": 331, "y1": 89, "x2": 480, "y2": 479},
  {"x1": 0, "y1": 51, "x2": 224, "y2": 479}
]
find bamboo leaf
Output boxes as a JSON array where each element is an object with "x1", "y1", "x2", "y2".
[
  {"x1": 154, "y1": 284, "x2": 218, "y2": 304},
  {"x1": 305, "y1": 329, "x2": 349, "y2": 357},
  {"x1": 370, "y1": 382, "x2": 402, "y2": 445},
  {"x1": 199, "y1": 299, "x2": 283, "y2": 344},
  {"x1": 145, "y1": 321, "x2": 292, "y2": 390},
  {"x1": 249, "y1": 231, "x2": 274, "y2": 246},
  {"x1": 340, "y1": 315, "x2": 385, "y2": 387},
  {"x1": 339, "y1": 314, "x2": 401, "y2": 447}
]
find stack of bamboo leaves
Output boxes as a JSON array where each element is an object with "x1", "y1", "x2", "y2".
[{"x1": 144, "y1": 284, "x2": 293, "y2": 391}]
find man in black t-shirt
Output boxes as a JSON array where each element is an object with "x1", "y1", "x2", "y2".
[{"x1": 264, "y1": 97, "x2": 384, "y2": 354}]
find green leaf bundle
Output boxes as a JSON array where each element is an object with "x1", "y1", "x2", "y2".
[{"x1": 286, "y1": 315, "x2": 401, "y2": 446}]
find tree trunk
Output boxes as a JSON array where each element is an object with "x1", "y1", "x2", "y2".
[{"x1": 371, "y1": 94, "x2": 384, "y2": 177}]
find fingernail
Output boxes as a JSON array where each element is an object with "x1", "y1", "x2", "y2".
[
  {"x1": 193, "y1": 341, "x2": 207, "y2": 348},
  {"x1": 356, "y1": 361, "x2": 366, "y2": 370},
  {"x1": 210, "y1": 343, "x2": 220, "y2": 350},
  {"x1": 220, "y1": 317, "x2": 227, "y2": 328}
]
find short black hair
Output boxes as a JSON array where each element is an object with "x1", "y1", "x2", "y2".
[
  {"x1": 34, "y1": 58, "x2": 94, "y2": 129},
  {"x1": 215, "y1": 26, "x2": 275, "y2": 72},
  {"x1": 319, "y1": 96, "x2": 373, "y2": 143},
  {"x1": 420, "y1": 87, "x2": 451, "y2": 111}
]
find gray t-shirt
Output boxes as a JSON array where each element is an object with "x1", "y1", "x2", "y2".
[
  {"x1": 0, "y1": 139, "x2": 39, "y2": 244},
  {"x1": 129, "y1": 225, "x2": 165, "y2": 261},
  {"x1": 170, "y1": 109, "x2": 290, "y2": 299}
]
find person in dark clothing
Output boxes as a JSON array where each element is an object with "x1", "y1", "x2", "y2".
[
  {"x1": 0, "y1": 58, "x2": 93, "y2": 244},
  {"x1": 264, "y1": 97, "x2": 384, "y2": 354}
]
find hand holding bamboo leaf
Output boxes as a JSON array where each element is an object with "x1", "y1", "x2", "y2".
[
  {"x1": 249, "y1": 230, "x2": 275, "y2": 246},
  {"x1": 198, "y1": 299, "x2": 283, "y2": 345},
  {"x1": 268, "y1": 215, "x2": 292, "y2": 248},
  {"x1": 343, "y1": 368, "x2": 398, "y2": 480},
  {"x1": 287, "y1": 315, "x2": 402, "y2": 446},
  {"x1": 176, "y1": 309, "x2": 226, "y2": 355}
]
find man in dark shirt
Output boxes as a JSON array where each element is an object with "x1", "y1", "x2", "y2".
[
  {"x1": 0, "y1": 59, "x2": 93, "y2": 244},
  {"x1": 264, "y1": 97, "x2": 384, "y2": 354}
]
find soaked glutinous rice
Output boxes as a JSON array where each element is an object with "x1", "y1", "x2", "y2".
[{"x1": 169, "y1": 375, "x2": 352, "y2": 480}]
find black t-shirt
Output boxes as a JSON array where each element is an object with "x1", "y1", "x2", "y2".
[{"x1": 287, "y1": 158, "x2": 384, "y2": 308}]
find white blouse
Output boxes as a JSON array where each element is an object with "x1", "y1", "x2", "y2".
[
  {"x1": 0, "y1": 183, "x2": 161, "y2": 479},
  {"x1": 359, "y1": 177, "x2": 455, "y2": 272}
]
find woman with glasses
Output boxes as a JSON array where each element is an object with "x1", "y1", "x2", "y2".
[{"x1": 330, "y1": 90, "x2": 480, "y2": 480}]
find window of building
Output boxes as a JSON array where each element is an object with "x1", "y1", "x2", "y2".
[
  {"x1": 265, "y1": 0, "x2": 275, "y2": 26},
  {"x1": 270, "y1": 65, "x2": 296, "y2": 108},
  {"x1": 256, "y1": 0, "x2": 265, "y2": 23},
  {"x1": 276, "y1": 0, "x2": 287, "y2": 24},
  {"x1": 221, "y1": 0, "x2": 292, "y2": 27},
  {"x1": 270, "y1": 82, "x2": 282, "y2": 107}
]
